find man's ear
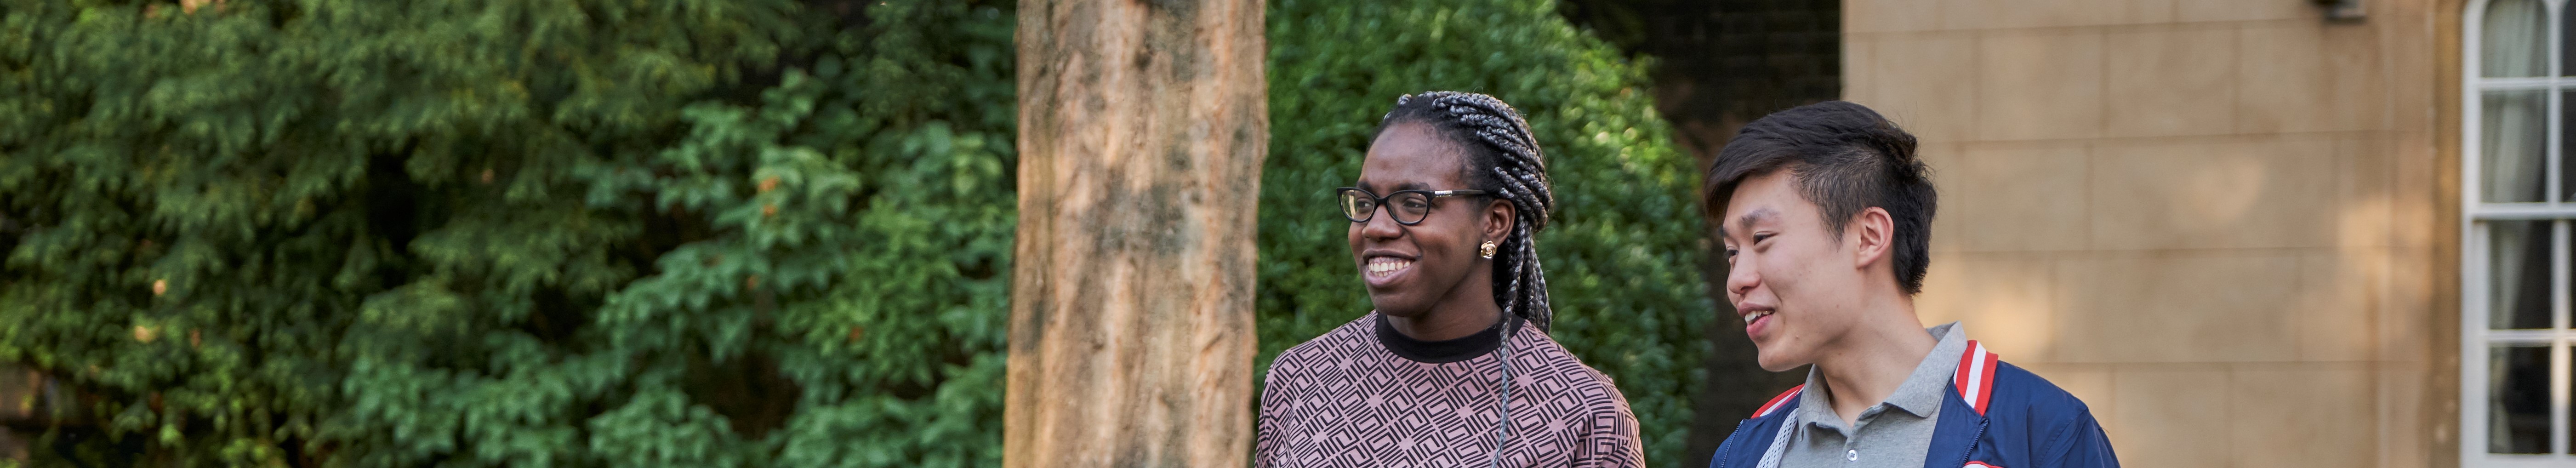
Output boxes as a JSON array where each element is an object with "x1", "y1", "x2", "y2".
[
  {"x1": 1852, "y1": 207, "x2": 1894, "y2": 269},
  {"x1": 1483, "y1": 199, "x2": 1517, "y2": 245}
]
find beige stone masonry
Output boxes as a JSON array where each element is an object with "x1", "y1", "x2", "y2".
[{"x1": 1845, "y1": 0, "x2": 2458, "y2": 466}]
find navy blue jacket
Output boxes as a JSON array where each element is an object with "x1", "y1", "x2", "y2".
[{"x1": 1709, "y1": 341, "x2": 2119, "y2": 468}]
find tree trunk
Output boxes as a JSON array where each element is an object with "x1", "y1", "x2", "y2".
[{"x1": 1003, "y1": 0, "x2": 1266, "y2": 467}]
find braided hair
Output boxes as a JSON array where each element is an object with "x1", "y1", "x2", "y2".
[{"x1": 1374, "y1": 91, "x2": 1558, "y2": 331}]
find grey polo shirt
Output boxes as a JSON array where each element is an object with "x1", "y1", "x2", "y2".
[{"x1": 1778, "y1": 322, "x2": 1967, "y2": 468}]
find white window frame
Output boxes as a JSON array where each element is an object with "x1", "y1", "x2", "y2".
[{"x1": 2466, "y1": 0, "x2": 2576, "y2": 465}]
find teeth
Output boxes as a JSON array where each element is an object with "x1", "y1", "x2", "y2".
[
  {"x1": 1741, "y1": 310, "x2": 1772, "y2": 323},
  {"x1": 1368, "y1": 258, "x2": 1412, "y2": 274}
]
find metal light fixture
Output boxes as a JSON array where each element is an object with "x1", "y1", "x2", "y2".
[{"x1": 2316, "y1": 0, "x2": 2365, "y2": 22}]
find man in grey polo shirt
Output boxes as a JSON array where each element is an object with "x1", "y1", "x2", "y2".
[
  {"x1": 1704, "y1": 101, "x2": 2117, "y2": 468},
  {"x1": 1778, "y1": 322, "x2": 1965, "y2": 467}
]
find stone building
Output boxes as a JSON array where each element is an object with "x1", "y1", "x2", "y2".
[{"x1": 1838, "y1": 0, "x2": 2483, "y2": 465}]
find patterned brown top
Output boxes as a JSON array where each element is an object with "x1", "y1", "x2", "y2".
[{"x1": 1254, "y1": 312, "x2": 1643, "y2": 468}]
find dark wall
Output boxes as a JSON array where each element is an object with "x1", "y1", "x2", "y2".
[{"x1": 1556, "y1": 1, "x2": 1839, "y2": 466}]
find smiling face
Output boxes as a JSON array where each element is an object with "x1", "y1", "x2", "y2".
[
  {"x1": 1350, "y1": 123, "x2": 1509, "y2": 319},
  {"x1": 1720, "y1": 170, "x2": 1872, "y2": 371}
]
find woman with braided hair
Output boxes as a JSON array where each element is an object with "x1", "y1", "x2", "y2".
[{"x1": 1253, "y1": 91, "x2": 1644, "y2": 468}]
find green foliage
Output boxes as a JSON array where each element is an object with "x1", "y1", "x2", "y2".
[
  {"x1": 0, "y1": 0, "x2": 1013, "y2": 466},
  {"x1": 2, "y1": 0, "x2": 1698, "y2": 466},
  {"x1": 1260, "y1": 0, "x2": 1713, "y2": 465}
]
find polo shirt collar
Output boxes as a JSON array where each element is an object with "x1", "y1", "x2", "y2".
[
  {"x1": 1888, "y1": 321, "x2": 1968, "y2": 416},
  {"x1": 1794, "y1": 321, "x2": 1970, "y2": 423}
]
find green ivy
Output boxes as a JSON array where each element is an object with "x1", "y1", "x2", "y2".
[{"x1": 1260, "y1": 0, "x2": 1713, "y2": 465}]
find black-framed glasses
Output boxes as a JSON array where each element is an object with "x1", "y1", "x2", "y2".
[{"x1": 1335, "y1": 187, "x2": 1489, "y2": 225}]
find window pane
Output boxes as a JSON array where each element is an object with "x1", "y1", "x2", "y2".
[
  {"x1": 2564, "y1": 0, "x2": 2576, "y2": 76},
  {"x1": 2488, "y1": 90, "x2": 2549, "y2": 203},
  {"x1": 2565, "y1": 90, "x2": 2576, "y2": 201},
  {"x1": 2492, "y1": 220, "x2": 2554, "y2": 329},
  {"x1": 2489, "y1": 0, "x2": 2548, "y2": 77},
  {"x1": 2491, "y1": 346, "x2": 2553, "y2": 454}
]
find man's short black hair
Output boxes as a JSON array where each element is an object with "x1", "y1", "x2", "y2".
[{"x1": 1704, "y1": 101, "x2": 1936, "y2": 295}]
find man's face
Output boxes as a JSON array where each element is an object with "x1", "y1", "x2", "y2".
[{"x1": 1720, "y1": 171, "x2": 1869, "y2": 371}]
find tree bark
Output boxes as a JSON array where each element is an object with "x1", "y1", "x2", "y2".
[{"x1": 1004, "y1": 0, "x2": 1266, "y2": 467}]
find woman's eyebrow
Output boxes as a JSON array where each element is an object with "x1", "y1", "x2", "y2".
[{"x1": 1350, "y1": 178, "x2": 1433, "y2": 192}]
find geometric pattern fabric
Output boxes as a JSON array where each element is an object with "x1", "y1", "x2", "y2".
[{"x1": 1255, "y1": 313, "x2": 1644, "y2": 467}]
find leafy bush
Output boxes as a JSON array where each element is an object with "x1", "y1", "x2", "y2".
[
  {"x1": 0, "y1": 0, "x2": 1701, "y2": 466},
  {"x1": 1260, "y1": 0, "x2": 1714, "y2": 465},
  {"x1": 0, "y1": 1, "x2": 1013, "y2": 466}
]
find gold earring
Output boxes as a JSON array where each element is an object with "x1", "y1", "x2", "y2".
[{"x1": 1479, "y1": 240, "x2": 1499, "y2": 259}]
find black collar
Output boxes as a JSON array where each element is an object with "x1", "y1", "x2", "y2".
[{"x1": 1374, "y1": 312, "x2": 1523, "y2": 364}]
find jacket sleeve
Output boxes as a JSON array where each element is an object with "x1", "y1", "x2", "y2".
[{"x1": 2036, "y1": 409, "x2": 2120, "y2": 468}]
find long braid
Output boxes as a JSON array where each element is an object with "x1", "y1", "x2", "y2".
[
  {"x1": 1380, "y1": 91, "x2": 1559, "y2": 467},
  {"x1": 1379, "y1": 91, "x2": 1557, "y2": 331}
]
